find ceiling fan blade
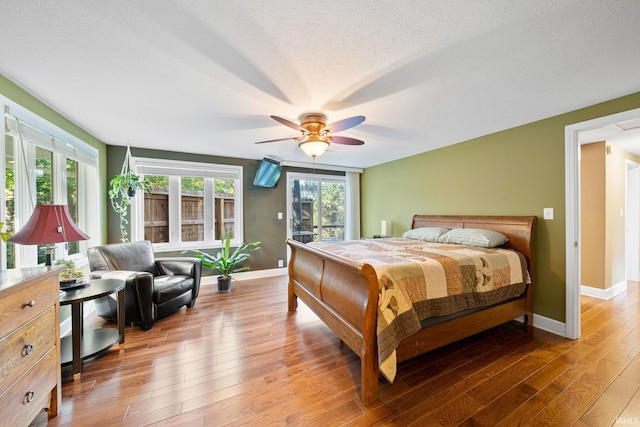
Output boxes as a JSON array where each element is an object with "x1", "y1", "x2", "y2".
[
  {"x1": 255, "y1": 137, "x2": 295, "y2": 144},
  {"x1": 324, "y1": 115, "x2": 365, "y2": 133},
  {"x1": 271, "y1": 115, "x2": 304, "y2": 131},
  {"x1": 331, "y1": 136, "x2": 365, "y2": 145}
]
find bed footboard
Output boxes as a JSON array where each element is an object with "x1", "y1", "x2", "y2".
[
  {"x1": 286, "y1": 214, "x2": 536, "y2": 405},
  {"x1": 287, "y1": 238, "x2": 380, "y2": 405}
]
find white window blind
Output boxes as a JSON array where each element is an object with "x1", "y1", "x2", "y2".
[
  {"x1": 132, "y1": 158, "x2": 241, "y2": 180},
  {"x1": 4, "y1": 103, "x2": 98, "y2": 167}
]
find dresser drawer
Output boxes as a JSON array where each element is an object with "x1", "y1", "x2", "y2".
[
  {"x1": 0, "y1": 349, "x2": 58, "y2": 427},
  {"x1": 0, "y1": 308, "x2": 56, "y2": 393},
  {"x1": 0, "y1": 276, "x2": 58, "y2": 339}
]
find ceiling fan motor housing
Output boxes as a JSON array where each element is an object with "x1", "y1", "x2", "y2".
[{"x1": 299, "y1": 113, "x2": 328, "y2": 135}]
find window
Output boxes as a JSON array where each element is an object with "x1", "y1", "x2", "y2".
[
  {"x1": 287, "y1": 173, "x2": 347, "y2": 243},
  {"x1": 2, "y1": 98, "x2": 100, "y2": 269},
  {"x1": 130, "y1": 158, "x2": 243, "y2": 251}
]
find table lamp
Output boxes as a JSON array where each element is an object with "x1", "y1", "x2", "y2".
[{"x1": 8, "y1": 204, "x2": 90, "y2": 266}]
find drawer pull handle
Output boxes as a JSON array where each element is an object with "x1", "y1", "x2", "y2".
[
  {"x1": 23, "y1": 343, "x2": 34, "y2": 356},
  {"x1": 24, "y1": 390, "x2": 35, "y2": 404},
  {"x1": 25, "y1": 300, "x2": 36, "y2": 308}
]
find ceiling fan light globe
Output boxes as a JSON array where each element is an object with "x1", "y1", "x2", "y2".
[{"x1": 299, "y1": 140, "x2": 329, "y2": 158}]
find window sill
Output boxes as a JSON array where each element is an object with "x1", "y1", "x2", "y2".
[{"x1": 152, "y1": 241, "x2": 243, "y2": 253}]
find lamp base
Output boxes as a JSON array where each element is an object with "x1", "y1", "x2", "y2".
[{"x1": 43, "y1": 245, "x2": 55, "y2": 266}]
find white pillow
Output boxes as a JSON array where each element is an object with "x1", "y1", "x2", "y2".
[
  {"x1": 402, "y1": 227, "x2": 450, "y2": 242},
  {"x1": 437, "y1": 228, "x2": 508, "y2": 248}
]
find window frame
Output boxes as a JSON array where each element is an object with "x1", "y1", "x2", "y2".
[
  {"x1": 286, "y1": 172, "x2": 348, "y2": 243},
  {"x1": 2, "y1": 97, "x2": 100, "y2": 269},
  {"x1": 129, "y1": 157, "x2": 244, "y2": 251}
]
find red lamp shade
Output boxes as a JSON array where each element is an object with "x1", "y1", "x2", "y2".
[{"x1": 8, "y1": 204, "x2": 90, "y2": 245}]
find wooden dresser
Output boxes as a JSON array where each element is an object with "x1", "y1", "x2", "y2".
[{"x1": 0, "y1": 267, "x2": 62, "y2": 427}]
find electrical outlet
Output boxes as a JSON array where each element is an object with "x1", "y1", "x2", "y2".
[
  {"x1": 543, "y1": 208, "x2": 554, "y2": 220},
  {"x1": 278, "y1": 212, "x2": 283, "y2": 220},
  {"x1": 278, "y1": 259, "x2": 284, "y2": 268}
]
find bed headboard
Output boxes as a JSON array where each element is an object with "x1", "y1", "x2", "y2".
[{"x1": 411, "y1": 215, "x2": 537, "y2": 280}]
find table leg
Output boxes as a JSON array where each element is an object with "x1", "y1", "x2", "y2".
[
  {"x1": 71, "y1": 301, "x2": 82, "y2": 378},
  {"x1": 117, "y1": 288, "x2": 125, "y2": 344}
]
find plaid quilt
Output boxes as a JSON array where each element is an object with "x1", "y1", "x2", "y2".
[{"x1": 309, "y1": 238, "x2": 529, "y2": 382}]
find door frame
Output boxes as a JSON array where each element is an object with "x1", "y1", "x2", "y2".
[
  {"x1": 565, "y1": 107, "x2": 640, "y2": 339},
  {"x1": 285, "y1": 171, "x2": 347, "y2": 242},
  {"x1": 626, "y1": 159, "x2": 640, "y2": 281}
]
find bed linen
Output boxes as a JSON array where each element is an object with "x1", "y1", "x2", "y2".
[{"x1": 309, "y1": 237, "x2": 530, "y2": 381}]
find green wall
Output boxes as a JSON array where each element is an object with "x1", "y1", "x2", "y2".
[
  {"x1": 361, "y1": 91, "x2": 640, "y2": 322},
  {"x1": 0, "y1": 74, "x2": 108, "y2": 238}
]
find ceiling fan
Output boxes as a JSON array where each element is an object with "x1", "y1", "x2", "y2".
[{"x1": 255, "y1": 112, "x2": 365, "y2": 158}]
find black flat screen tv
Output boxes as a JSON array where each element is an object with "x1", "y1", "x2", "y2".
[{"x1": 253, "y1": 158, "x2": 282, "y2": 188}]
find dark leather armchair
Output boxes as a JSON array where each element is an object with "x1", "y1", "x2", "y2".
[{"x1": 87, "y1": 240, "x2": 202, "y2": 331}]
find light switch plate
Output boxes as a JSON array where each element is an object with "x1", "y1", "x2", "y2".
[{"x1": 543, "y1": 208, "x2": 554, "y2": 220}]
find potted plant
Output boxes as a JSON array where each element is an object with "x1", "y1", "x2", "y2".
[
  {"x1": 54, "y1": 259, "x2": 85, "y2": 288},
  {"x1": 109, "y1": 171, "x2": 151, "y2": 242},
  {"x1": 190, "y1": 233, "x2": 261, "y2": 292}
]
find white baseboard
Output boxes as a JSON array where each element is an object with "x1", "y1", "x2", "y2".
[
  {"x1": 515, "y1": 313, "x2": 567, "y2": 337},
  {"x1": 533, "y1": 313, "x2": 567, "y2": 337},
  {"x1": 201, "y1": 267, "x2": 288, "y2": 285},
  {"x1": 581, "y1": 281, "x2": 627, "y2": 300}
]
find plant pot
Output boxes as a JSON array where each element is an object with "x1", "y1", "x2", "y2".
[
  {"x1": 217, "y1": 275, "x2": 232, "y2": 293},
  {"x1": 127, "y1": 186, "x2": 137, "y2": 197}
]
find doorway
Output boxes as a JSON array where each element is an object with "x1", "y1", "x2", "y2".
[{"x1": 565, "y1": 107, "x2": 640, "y2": 339}]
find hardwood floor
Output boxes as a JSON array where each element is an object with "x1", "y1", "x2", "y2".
[{"x1": 45, "y1": 276, "x2": 640, "y2": 426}]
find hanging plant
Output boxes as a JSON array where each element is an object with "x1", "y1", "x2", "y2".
[{"x1": 109, "y1": 146, "x2": 151, "y2": 242}]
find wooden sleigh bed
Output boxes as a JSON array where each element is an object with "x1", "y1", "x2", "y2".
[{"x1": 286, "y1": 214, "x2": 536, "y2": 405}]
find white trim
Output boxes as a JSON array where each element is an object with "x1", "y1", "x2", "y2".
[
  {"x1": 78, "y1": 162, "x2": 101, "y2": 249},
  {"x1": 515, "y1": 313, "x2": 566, "y2": 337},
  {"x1": 581, "y1": 281, "x2": 627, "y2": 300},
  {"x1": 3, "y1": 98, "x2": 99, "y2": 167},
  {"x1": 3, "y1": 98, "x2": 101, "y2": 267},
  {"x1": 0, "y1": 100, "x2": 6, "y2": 269},
  {"x1": 200, "y1": 267, "x2": 287, "y2": 285},
  {"x1": 281, "y1": 160, "x2": 363, "y2": 173},
  {"x1": 565, "y1": 107, "x2": 640, "y2": 340},
  {"x1": 533, "y1": 313, "x2": 567, "y2": 337},
  {"x1": 345, "y1": 171, "x2": 361, "y2": 240},
  {"x1": 168, "y1": 177, "x2": 181, "y2": 244},
  {"x1": 626, "y1": 160, "x2": 640, "y2": 281},
  {"x1": 129, "y1": 157, "x2": 244, "y2": 249},
  {"x1": 565, "y1": 122, "x2": 582, "y2": 340},
  {"x1": 285, "y1": 171, "x2": 349, "y2": 243},
  {"x1": 132, "y1": 157, "x2": 242, "y2": 179}
]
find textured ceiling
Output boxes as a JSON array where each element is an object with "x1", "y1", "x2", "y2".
[{"x1": 1, "y1": 1, "x2": 640, "y2": 168}]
